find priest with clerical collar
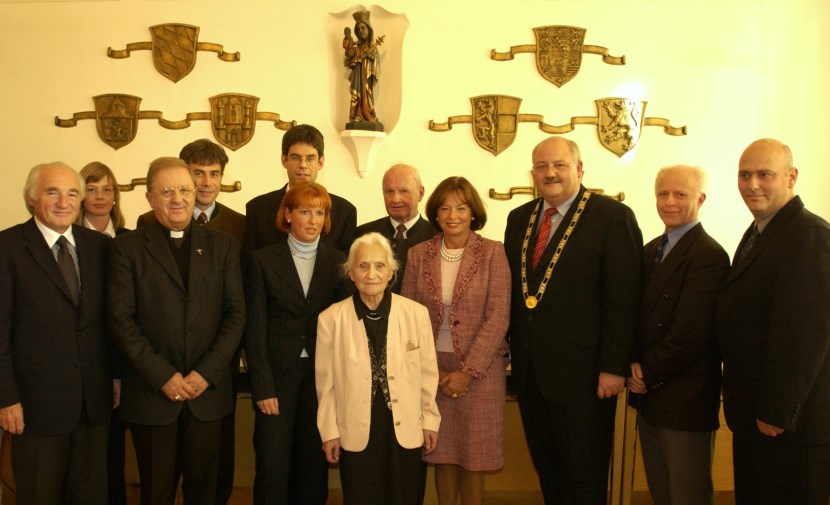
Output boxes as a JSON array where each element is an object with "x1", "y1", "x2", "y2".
[{"x1": 108, "y1": 157, "x2": 245, "y2": 505}]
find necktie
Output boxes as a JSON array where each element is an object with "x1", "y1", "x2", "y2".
[
  {"x1": 737, "y1": 225, "x2": 759, "y2": 264},
  {"x1": 56, "y1": 236, "x2": 80, "y2": 305},
  {"x1": 394, "y1": 223, "x2": 406, "y2": 239},
  {"x1": 652, "y1": 234, "x2": 668, "y2": 273},
  {"x1": 197, "y1": 212, "x2": 207, "y2": 225},
  {"x1": 532, "y1": 207, "x2": 557, "y2": 269}
]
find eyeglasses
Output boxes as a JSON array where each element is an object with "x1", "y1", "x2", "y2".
[
  {"x1": 152, "y1": 186, "x2": 195, "y2": 199},
  {"x1": 287, "y1": 154, "x2": 319, "y2": 166},
  {"x1": 532, "y1": 162, "x2": 572, "y2": 172}
]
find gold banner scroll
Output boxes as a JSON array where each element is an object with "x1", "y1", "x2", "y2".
[
  {"x1": 55, "y1": 93, "x2": 296, "y2": 151},
  {"x1": 491, "y1": 25, "x2": 625, "y2": 87},
  {"x1": 108, "y1": 23, "x2": 240, "y2": 83}
]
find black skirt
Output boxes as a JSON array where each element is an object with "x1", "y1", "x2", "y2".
[{"x1": 338, "y1": 388, "x2": 427, "y2": 505}]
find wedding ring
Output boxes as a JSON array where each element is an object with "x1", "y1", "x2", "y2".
[
  {"x1": 452, "y1": 393, "x2": 459, "y2": 398},
  {"x1": 174, "y1": 394, "x2": 182, "y2": 400}
]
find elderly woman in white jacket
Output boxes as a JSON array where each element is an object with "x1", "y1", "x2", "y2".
[{"x1": 316, "y1": 232, "x2": 440, "y2": 505}]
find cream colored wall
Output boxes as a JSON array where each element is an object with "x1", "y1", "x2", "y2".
[{"x1": 1, "y1": 0, "x2": 828, "y2": 255}]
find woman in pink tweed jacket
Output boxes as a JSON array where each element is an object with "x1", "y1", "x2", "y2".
[{"x1": 401, "y1": 176, "x2": 511, "y2": 505}]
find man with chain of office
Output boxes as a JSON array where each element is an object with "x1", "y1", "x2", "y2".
[{"x1": 503, "y1": 136, "x2": 643, "y2": 504}]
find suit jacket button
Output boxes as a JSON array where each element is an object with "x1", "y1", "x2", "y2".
[
  {"x1": 389, "y1": 376, "x2": 395, "y2": 380},
  {"x1": 395, "y1": 421, "x2": 401, "y2": 426}
]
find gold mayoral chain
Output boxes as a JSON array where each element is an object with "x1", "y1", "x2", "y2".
[{"x1": 521, "y1": 192, "x2": 591, "y2": 309}]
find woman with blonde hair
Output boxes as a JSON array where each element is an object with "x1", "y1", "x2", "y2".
[{"x1": 77, "y1": 161, "x2": 127, "y2": 236}]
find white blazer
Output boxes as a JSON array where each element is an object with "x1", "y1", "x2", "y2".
[{"x1": 316, "y1": 294, "x2": 441, "y2": 451}]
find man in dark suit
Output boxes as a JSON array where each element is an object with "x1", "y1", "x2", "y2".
[
  {"x1": 0, "y1": 162, "x2": 112, "y2": 505},
  {"x1": 627, "y1": 165, "x2": 729, "y2": 505},
  {"x1": 135, "y1": 139, "x2": 245, "y2": 505},
  {"x1": 244, "y1": 124, "x2": 356, "y2": 259},
  {"x1": 354, "y1": 163, "x2": 436, "y2": 292},
  {"x1": 137, "y1": 139, "x2": 246, "y2": 253},
  {"x1": 717, "y1": 138, "x2": 830, "y2": 505},
  {"x1": 108, "y1": 157, "x2": 245, "y2": 505},
  {"x1": 504, "y1": 137, "x2": 642, "y2": 504}
]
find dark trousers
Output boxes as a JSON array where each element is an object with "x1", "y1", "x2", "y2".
[
  {"x1": 107, "y1": 413, "x2": 127, "y2": 505},
  {"x1": 637, "y1": 413, "x2": 714, "y2": 505},
  {"x1": 517, "y1": 365, "x2": 615, "y2": 505},
  {"x1": 130, "y1": 406, "x2": 223, "y2": 505},
  {"x1": 12, "y1": 418, "x2": 109, "y2": 505},
  {"x1": 214, "y1": 367, "x2": 242, "y2": 505},
  {"x1": 252, "y1": 358, "x2": 328, "y2": 505},
  {"x1": 732, "y1": 432, "x2": 830, "y2": 505}
]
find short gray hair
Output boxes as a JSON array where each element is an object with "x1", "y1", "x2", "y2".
[
  {"x1": 23, "y1": 162, "x2": 84, "y2": 214},
  {"x1": 655, "y1": 164, "x2": 707, "y2": 194},
  {"x1": 342, "y1": 232, "x2": 400, "y2": 285}
]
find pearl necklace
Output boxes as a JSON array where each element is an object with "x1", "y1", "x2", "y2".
[{"x1": 440, "y1": 238, "x2": 465, "y2": 262}]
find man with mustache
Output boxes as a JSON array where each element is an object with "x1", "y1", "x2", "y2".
[{"x1": 503, "y1": 136, "x2": 643, "y2": 504}]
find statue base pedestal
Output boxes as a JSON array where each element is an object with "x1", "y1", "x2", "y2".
[
  {"x1": 340, "y1": 129, "x2": 387, "y2": 178},
  {"x1": 345, "y1": 121, "x2": 385, "y2": 132}
]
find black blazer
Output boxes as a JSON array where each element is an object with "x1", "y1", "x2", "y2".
[
  {"x1": 244, "y1": 240, "x2": 351, "y2": 403},
  {"x1": 629, "y1": 223, "x2": 729, "y2": 431},
  {"x1": 244, "y1": 184, "x2": 356, "y2": 260},
  {"x1": 107, "y1": 223, "x2": 245, "y2": 425},
  {"x1": 717, "y1": 196, "x2": 830, "y2": 444},
  {"x1": 0, "y1": 219, "x2": 112, "y2": 435},
  {"x1": 504, "y1": 187, "x2": 643, "y2": 403},
  {"x1": 354, "y1": 215, "x2": 437, "y2": 293}
]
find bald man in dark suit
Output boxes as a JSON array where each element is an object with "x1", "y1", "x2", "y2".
[
  {"x1": 353, "y1": 163, "x2": 437, "y2": 293},
  {"x1": 0, "y1": 162, "x2": 112, "y2": 505},
  {"x1": 718, "y1": 139, "x2": 830, "y2": 505}
]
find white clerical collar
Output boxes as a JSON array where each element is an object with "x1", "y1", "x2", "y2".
[{"x1": 34, "y1": 216, "x2": 76, "y2": 249}]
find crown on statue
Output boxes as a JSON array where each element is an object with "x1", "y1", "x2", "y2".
[{"x1": 353, "y1": 10, "x2": 371, "y2": 24}]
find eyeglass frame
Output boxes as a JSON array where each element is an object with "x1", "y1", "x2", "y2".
[
  {"x1": 532, "y1": 161, "x2": 574, "y2": 172},
  {"x1": 286, "y1": 154, "x2": 320, "y2": 166}
]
